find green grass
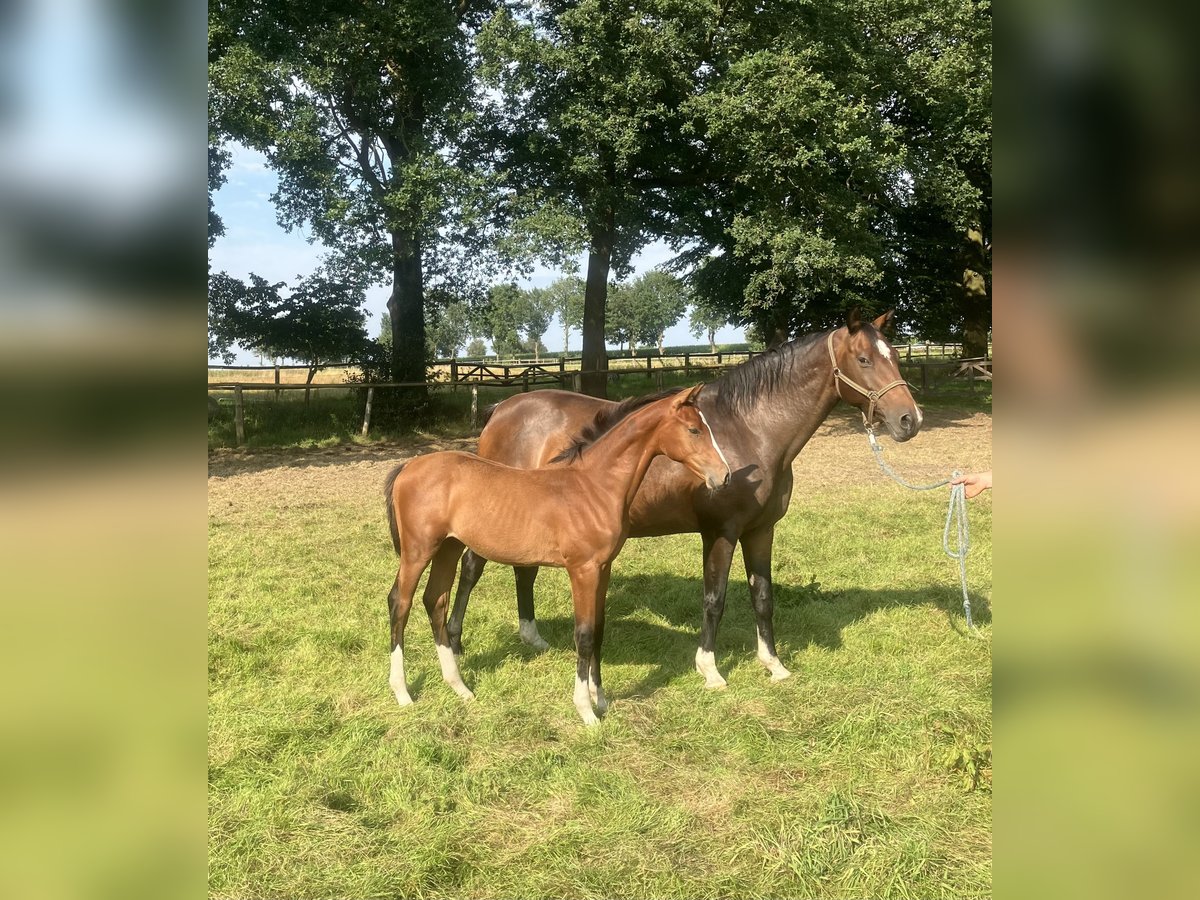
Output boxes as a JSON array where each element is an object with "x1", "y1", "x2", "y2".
[{"x1": 209, "y1": 463, "x2": 991, "y2": 898}]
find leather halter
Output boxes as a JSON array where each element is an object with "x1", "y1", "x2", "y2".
[{"x1": 826, "y1": 330, "x2": 908, "y2": 428}]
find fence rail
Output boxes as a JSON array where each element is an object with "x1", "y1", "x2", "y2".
[
  {"x1": 210, "y1": 352, "x2": 990, "y2": 448},
  {"x1": 208, "y1": 342, "x2": 983, "y2": 383}
]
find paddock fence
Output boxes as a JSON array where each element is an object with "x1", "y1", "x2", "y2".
[{"x1": 209, "y1": 341, "x2": 991, "y2": 448}]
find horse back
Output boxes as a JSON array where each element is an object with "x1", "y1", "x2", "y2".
[{"x1": 478, "y1": 390, "x2": 613, "y2": 468}]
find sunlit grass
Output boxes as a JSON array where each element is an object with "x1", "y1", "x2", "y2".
[{"x1": 209, "y1": 455, "x2": 991, "y2": 898}]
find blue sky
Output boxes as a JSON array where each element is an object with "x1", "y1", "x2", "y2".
[{"x1": 209, "y1": 145, "x2": 745, "y2": 364}]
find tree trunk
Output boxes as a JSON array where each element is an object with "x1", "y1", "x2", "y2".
[
  {"x1": 657, "y1": 333, "x2": 665, "y2": 356},
  {"x1": 563, "y1": 321, "x2": 570, "y2": 355},
  {"x1": 960, "y1": 225, "x2": 990, "y2": 358},
  {"x1": 387, "y1": 230, "x2": 427, "y2": 390},
  {"x1": 708, "y1": 328, "x2": 716, "y2": 353},
  {"x1": 629, "y1": 338, "x2": 636, "y2": 358},
  {"x1": 305, "y1": 363, "x2": 317, "y2": 405},
  {"x1": 580, "y1": 231, "x2": 613, "y2": 398}
]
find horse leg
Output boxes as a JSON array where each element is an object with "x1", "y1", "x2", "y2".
[
  {"x1": 447, "y1": 549, "x2": 486, "y2": 656},
  {"x1": 588, "y1": 565, "x2": 611, "y2": 716},
  {"x1": 741, "y1": 525, "x2": 791, "y2": 682},
  {"x1": 567, "y1": 564, "x2": 603, "y2": 725},
  {"x1": 423, "y1": 539, "x2": 473, "y2": 701},
  {"x1": 388, "y1": 552, "x2": 430, "y2": 707},
  {"x1": 515, "y1": 566, "x2": 550, "y2": 651},
  {"x1": 695, "y1": 531, "x2": 737, "y2": 689}
]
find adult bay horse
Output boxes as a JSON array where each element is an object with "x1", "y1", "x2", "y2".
[
  {"x1": 447, "y1": 309, "x2": 921, "y2": 688},
  {"x1": 383, "y1": 384, "x2": 730, "y2": 724}
]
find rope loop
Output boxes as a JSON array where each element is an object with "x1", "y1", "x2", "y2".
[{"x1": 866, "y1": 429, "x2": 977, "y2": 630}]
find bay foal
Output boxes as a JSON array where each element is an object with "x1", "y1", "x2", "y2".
[{"x1": 383, "y1": 384, "x2": 731, "y2": 724}]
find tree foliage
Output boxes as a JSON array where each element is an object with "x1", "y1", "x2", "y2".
[
  {"x1": 208, "y1": 271, "x2": 368, "y2": 378},
  {"x1": 208, "y1": 0, "x2": 498, "y2": 385},
  {"x1": 606, "y1": 270, "x2": 688, "y2": 355},
  {"x1": 542, "y1": 275, "x2": 586, "y2": 354}
]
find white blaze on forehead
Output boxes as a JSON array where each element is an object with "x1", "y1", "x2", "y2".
[
  {"x1": 876, "y1": 338, "x2": 893, "y2": 361},
  {"x1": 694, "y1": 407, "x2": 731, "y2": 477}
]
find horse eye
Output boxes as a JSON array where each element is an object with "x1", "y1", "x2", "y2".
[
  {"x1": 688, "y1": 427, "x2": 701, "y2": 435},
  {"x1": 857, "y1": 356, "x2": 871, "y2": 366}
]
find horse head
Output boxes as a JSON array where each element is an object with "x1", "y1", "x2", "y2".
[
  {"x1": 829, "y1": 309, "x2": 922, "y2": 442},
  {"x1": 659, "y1": 385, "x2": 732, "y2": 490}
]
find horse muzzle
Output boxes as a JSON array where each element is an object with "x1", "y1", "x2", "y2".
[{"x1": 880, "y1": 406, "x2": 922, "y2": 442}]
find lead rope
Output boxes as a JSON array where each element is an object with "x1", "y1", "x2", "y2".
[{"x1": 866, "y1": 428, "x2": 977, "y2": 631}]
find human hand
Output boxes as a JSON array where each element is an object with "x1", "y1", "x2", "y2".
[{"x1": 951, "y1": 470, "x2": 992, "y2": 499}]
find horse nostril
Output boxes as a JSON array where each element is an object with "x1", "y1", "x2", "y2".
[
  {"x1": 722, "y1": 470, "x2": 731, "y2": 486},
  {"x1": 900, "y1": 413, "x2": 913, "y2": 431}
]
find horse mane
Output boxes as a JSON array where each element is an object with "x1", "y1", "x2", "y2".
[
  {"x1": 550, "y1": 387, "x2": 685, "y2": 464},
  {"x1": 709, "y1": 330, "x2": 828, "y2": 417}
]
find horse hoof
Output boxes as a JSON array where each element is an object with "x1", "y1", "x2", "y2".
[
  {"x1": 450, "y1": 683, "x2": 475, "y2": 702},
  {"x1": 519, "y1": 620, "x2": 550, "y2": 651},
  {"x1": 394, "y1": 691, "x2": 414, "y2": 707},
  {"x1": 703, "y1": 678, "x2": 728, "y2": 690},
  {"x1": 769, "y1": 668, "x2": 792, "y2": 683},
  {"x1": 578, "y1": 709, "x2": 600, "y2": 726}
]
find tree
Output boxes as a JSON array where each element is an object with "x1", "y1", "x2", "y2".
[
  {"x1": 604, "y1": 282, "x2": 638, "y2": 355},
  {"x1": 466, "y1": 338, "x2": 488, "y2": 358},
  {"x1": 522, "y1": 288, "x2": 555, "y2": 362},
  {"x1": 477, "y1": 3, "x2": 712, "y2": 395},
  {"x1": 542, "y1": 275, "x2": 585, "y2": 354},
  {"x1": 689, "y1": 297, "x2": 728, "y2": 353},
  {"x1": 208, "y1": 1, "x2": 498, "y2": 388},
  {"x1": 208, "y1": 271, "x2": 369, "y2": 393},
  {"x1": 626, "y1": 270, "x2": 689, "y2": 356},
  {"x1": 867, "y1": 0, "x2": 992, "y2": 355},
  {"x1": 480, "y1": 283, "x2": 526, "y2": 358},
  {"x1": 427, "y1": 299, "x2": 473, "y2": 359}
]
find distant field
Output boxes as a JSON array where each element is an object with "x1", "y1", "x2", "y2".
[
  {"x1": 207, "y1": 342, "x2": 985, "y2": 386},
  {"x1": 208, "y1": 404, "x2": 991, "y2": 899}
]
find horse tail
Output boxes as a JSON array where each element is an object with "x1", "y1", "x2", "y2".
[
  {"x1": 383, "y1": 462, "x2": 407, "y2": 557},
  {"x1": 479, "y1": 401, "x2": 501, "y2": 429}
]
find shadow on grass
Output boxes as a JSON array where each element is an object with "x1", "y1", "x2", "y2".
[{"x1": 455, "y1": 575, "x2": 991, "y2": 702}]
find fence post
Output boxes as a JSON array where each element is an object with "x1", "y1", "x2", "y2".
[
  {"x1": 522, "y1": 370, "x2": 530, "y2": 392},
  {"x1": 717, "y1": 351, "x2": 722, "y2": 366},
  {"x1": 450, "y1": 359, "x2": 458, "y2": 392},
  {"x1": 925, "y1": 343, "x2": 930, "y2": 360},
  {"x1": 646, "y1": 355, "x2": 653, "y2": 376},
  {"x1": 559, "y1": 356, "x2": 566, "y2": 387},
  {"x1": 471, "y1": 384, "x2": 479, "y2": 429},
  {"x1": 684, "y1": 352, "x2": 691, "y2": 378},
  {"x1": 273, "y1": 365, "x2": 280, "y2": 401},
  {"x1": 234, "y1": 385, "x2": 245, "y2": 447},
  {"x1": 572, "y1": 371, "x2": 582, "y2": 392},
  {"x1": 360, "y1": 386, "x2": 374, "y2": 437}
]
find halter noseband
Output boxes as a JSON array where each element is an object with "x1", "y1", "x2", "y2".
[{"x1": 826, "y1": 330, "x2": 908, "y2": 428}]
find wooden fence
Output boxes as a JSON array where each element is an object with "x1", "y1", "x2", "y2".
[{"x1": 209, "y1": 350, "x2": 990, "y2": 448}]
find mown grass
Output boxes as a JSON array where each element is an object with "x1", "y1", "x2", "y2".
[{"x1": 209, "y1": 459, "x2": 991, "y2": 898}]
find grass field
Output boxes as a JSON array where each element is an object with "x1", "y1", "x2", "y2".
[{"x1": 208, "y1": 399, "x2": 991, "y2": 899}]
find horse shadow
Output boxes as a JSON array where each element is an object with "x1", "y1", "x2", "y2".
[{"x1": 456, "y1": 575, "x2": 990, "y2": 702}]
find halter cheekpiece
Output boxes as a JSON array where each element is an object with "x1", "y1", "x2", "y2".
[{"x1": 826, "y1": 330, "x2": 908, "y2": 428}]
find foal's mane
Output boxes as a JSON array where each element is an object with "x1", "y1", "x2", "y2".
[
  {"x1": 709, "y1": 330, "x2": 827, "y2": 417},
  {"x1": 550, "y1": 387, "x2": 685, "y2": 464}
]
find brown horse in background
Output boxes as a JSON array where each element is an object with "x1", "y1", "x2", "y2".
[
  {"x1": 447, "y1": 309, "x2": 922, "y2": 689},
  {"x1": 383, "y1": 384, "x2": 730, "y2": 725}
]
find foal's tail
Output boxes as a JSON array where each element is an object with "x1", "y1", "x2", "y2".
[{"x1": 383, "y1": 462, "x2": 407, "y2": 557}]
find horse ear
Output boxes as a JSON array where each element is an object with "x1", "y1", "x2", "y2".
[
  {"x1": 872, "y1": 309, "x2": 895, "y2": 336},
  {"x1": 677, "y1": 383, "x2": 705, "y2": 406},
  {"x1": 846, "y1": 307, "x2": 863, "y2": 334}
]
